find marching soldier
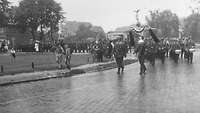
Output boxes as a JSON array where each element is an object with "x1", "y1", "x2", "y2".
[
  {"x1": 185, "y1": 38, "x2": 195, "y2": 63},
  {"x1": 113, "y1": 36, "x2": 127, "y2": 74},
  {"x1": 135, "y1": 36, "x2": 146, "y2": 75},
  {"x1": 157, "y1": 42, "x2": 166, "y2": 64},
  {"x1": 170, "y1": 41, "x2": 181, "y2": 63},
  {"x1": 145, "y1": 40, "x2": 156, "y2": 66},
  {"x1": 180, "y1": 39, "x2": 185, "y2": 59}
]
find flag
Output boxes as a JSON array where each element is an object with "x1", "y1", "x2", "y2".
[
  {"x1": 149, "y1": 28, "x2": 160, "y2": 43},
  {"x1": 130, "y1": 26, "x2": 145, "y2": 33}
]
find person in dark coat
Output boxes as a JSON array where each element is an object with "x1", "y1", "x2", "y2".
[
  {"x1": 145, "y1": 40, "x2": 156, "y2": 66},
  {"x1": 113, "y1": 37, "x2": 127, "y2": 74},
  {"x1": 135, "y1": 37, "x2": 146, "y2": 75},
  {"x1": 185, "y1": 39, "x2": 195, "y2": 63},
  {"x1": 107, "y1": 41, "x2": 113, "y2": 59}
]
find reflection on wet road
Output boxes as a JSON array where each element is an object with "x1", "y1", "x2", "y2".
[{"x1": 1, "y1": 51, "x2": 200, "y2": 113}]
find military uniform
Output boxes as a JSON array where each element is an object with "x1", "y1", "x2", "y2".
[
  {"x1": 113, "y1": 40, "x2": 127, "y2": 74},
  {"x1": 184, "y1": 39, "x2": 195, "y2": 63},
  {"x1": 180, "y1": 41, "x2": 185, "y2": 59},
  {"x1": 145, "y1": 41, "x2": 156, "y2": 66},
  {"x1": 157, "y1": 43, "x2": 167, "y2": 64},
  {"x1": 169, "y1": 42, "x2": 181, "y2": 63},
  {"x1": 135, "y1": 40, "x2": 146, "y2": 75}
]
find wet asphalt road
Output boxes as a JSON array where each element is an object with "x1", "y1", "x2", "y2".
[{"x1": 1, "y1": 51, "x2": 200, "y2": 113}]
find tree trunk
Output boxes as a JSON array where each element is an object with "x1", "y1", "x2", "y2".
[
  {"x1": 31, "y1": 29, "x2": 35, "y2": 41},
  {"x1": 50, "y1": 22, "x2": 54, "y2": 45},
  {"x1": 40, "y1": 25, "x2": 44, "y2": 52}
]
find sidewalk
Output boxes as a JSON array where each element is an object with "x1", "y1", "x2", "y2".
[
  {"x1": 0, "y1": 54, "x2": 137, "y2": 86},
  {"x1": 0, "y1": 53, "x2": 102, "y2": 75}
]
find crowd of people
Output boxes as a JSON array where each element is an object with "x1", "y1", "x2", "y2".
[
  {"x1": 1, "y1": 34, "x2": 196, "y2": 75},
  {"x1": 52, "y1": 37, "x2": 129, "y2": 71},
  {"x1": 53, "y1": 34, "x2": 196, "y2": 75}
]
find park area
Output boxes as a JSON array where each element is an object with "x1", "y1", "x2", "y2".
[{"x1": 0, "y1": 52, "x2": 110, "y2": 75}]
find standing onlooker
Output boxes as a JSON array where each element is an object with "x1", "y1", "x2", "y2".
[
  {"x1": 64, "y1": 44, "x2": 71, "y2": 70},
  {"x1": 1, "y1": 40, "x2": 6, "y2": 52},
  {"x1": 4, "y1": 44, "x2": 8, "y2": 52},
  {"x1": 107, "y1": 41, "x2": 113, "y2": 59},
  {"x1": 55, "y1": 44, "x2": 65, "y2": 69},
  {"x1": 10, "y1": 48, "x2": 16, "y2": 62},
  {"x1": 35, "y1": 42, "x2": 39, "y2": 52}
]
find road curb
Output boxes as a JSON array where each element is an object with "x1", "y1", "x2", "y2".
[{"x1": 0, "y1": 59, "x2": 137, "y2": 86}]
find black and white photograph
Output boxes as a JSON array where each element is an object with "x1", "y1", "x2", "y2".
[{"x1": 0, "y1": 0, "x2": 200, "y2": 112}]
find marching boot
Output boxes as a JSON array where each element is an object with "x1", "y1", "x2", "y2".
[
  {"x1": 117, "y1": 68, "x2": 120, "y2": 74},
  {"x1": 121, "y1": 67, "x2": 124, "y2": 72},
  {"x1": 139, "y1": 66, "x2": 143, "y2": 75},
  {"x1": 139, "y1": 71, "x2": 145, "y2": 78},
  {"x1": 143, "y1": 68, "x2": 146, "y2": 74}
]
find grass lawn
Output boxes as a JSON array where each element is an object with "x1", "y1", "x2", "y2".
[{"x1": 0, "y1": 53, "x2": 111, "y2": 75}]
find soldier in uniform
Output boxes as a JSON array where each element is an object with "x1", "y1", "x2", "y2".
[
  {"x1": 135, "y1": 36, "x2": 146, "y2": 75},
  {"x1": 184, "y1": 38, "x2": 195, "y2": 63},
  {"x1": 145, "y1": 40, "x2": 156, "y2": 66},
  {"x1": 170, "y1": 41, "x2": 181, "y2": 63},
  {"x1": 113, "y1": 36, "x2": 127, "y2": 74},
  {"x1": 157, "y1": 41, "x2": 167, "y2": 64},
  {"x1": 180, "y1": 39, "x2": 185, "y2": 59}
]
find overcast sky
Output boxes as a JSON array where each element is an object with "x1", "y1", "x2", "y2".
[{"x1": 10, "y1": 0, "x2": 193, "y2": 32}]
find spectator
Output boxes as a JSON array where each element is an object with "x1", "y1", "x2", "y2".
[
  {"x1": 4, "y1": 43, "x2": 8, "y2": 52},
  {"x1": 108, "y1": 41, "x2": 114, "y2": 59},
  {"x1": 1, "y1": 40, "x2": 6, "y2": 50},
  {"x1": 10, "y1": 48, "x2": 16, "y2": 62},
  {"x1": 55, "y1": 44, "x2": 65, "y2": 69},
  {"x1": 35, "y1": 43, "x2": 39, "y2": 52},
  {"x1": 64, "y1": 44, "x2": 71, "y2": 70}
]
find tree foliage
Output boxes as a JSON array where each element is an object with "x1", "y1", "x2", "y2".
[
  {"x1": 76, "y1": 24, "x2": 97, "y2": 40},
  {"x1": 0, "y1": 0, "x2": 10, "y2": 27},
  {"x1": 15, "y1": 0, "x2": 64, "y2": 41},
  {"x1": 76, "y1": 24, "x2": 106, "y2": 41},
  {"x1": 184, "y1": 13, "x2": 200, "y2": 41},
  {"x1": 146, "y1": 10, "x2": 179, "y2": 38}
]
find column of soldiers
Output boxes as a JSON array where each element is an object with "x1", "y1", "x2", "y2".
[
  {"x1": 55, "y1": 36, "x2": 195, "y2": 75},
  {"x1": 134, "y1": 37, "x2": 195, "y2": 76}
]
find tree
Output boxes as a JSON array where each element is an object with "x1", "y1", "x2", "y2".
[
  {"x1": 76, "y1": 24, "x2": 106, "y2": 41},
  {"x1": 76, "y1": 24, "x2": 95, "y2": 40},
  {"x1": 184, "y1": 13, "x2": 200, "y2": 41},
  {"x1": 8, "y1": 6, "x2": 17, "y2": 24},
  {"x1": 146, "y1": 10, "x2": 179, "y2": 38},
  {"x1": 15, "y1": 0, "x2": 63, "y2": 42},
  {"x1": 36, "y1": 0, "x2": 64, "y2": 42},
  {"x1": 0, "y1": 0, "x2": 10, "y2": 27}
]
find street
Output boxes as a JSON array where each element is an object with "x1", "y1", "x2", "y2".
[{"x1": 0, "y1": 50, "x2": 200, "y2": 113}]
